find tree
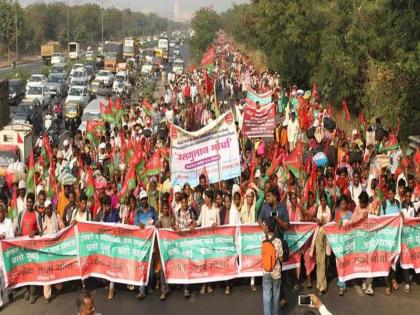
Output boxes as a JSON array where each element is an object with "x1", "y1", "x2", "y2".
[{"x1": 190, "y1": 7, "x2": 221, "y2": 61}]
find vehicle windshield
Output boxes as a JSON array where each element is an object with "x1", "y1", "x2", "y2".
[
  {"x1": 115, "y1": 75, "x2": 125, "y2": 82},
  {"x1": 85, "y1": 67, "x2": 94, "y2": 74},
  {"x1": 104, "y1": 52, "x2": 116, "y2": 59},
  {"x1": 72, "y1": 65, "x2": 83, "y2": 70},
  {"x1": 51, "y1": 66, "x2": 65, "y2": 73},
  {"x1": 0, "y1": 151, "x2": 18, "y2": 167},
  {"x1": 69, "y1": 44, "x2": 77, "y2": 52},
  {"x1": 53, "y1": 53, "x2": 61, "y2": 57},
  {"x1": 28, "y1": 86, "x2": 43, "y2": 95},
  {"x1": 8, "y1": 82, "x2": 18, "y2": 93},
  {"x1": 47, "y1": 75, "x2": 63, "y2": 83},
  {"x1": 68, "y1": 88, "x2": 83, "y2": 96},
  {"x1": 29, "y1": 76, "x2": 42, "y2": 82},
  {"x1": 98, "y1": 71, "x2": 109, "y2": 76},
  {"x1": 174, "y1": 62, "x2": 183, "y2": 67},
  {"x1": 13, "y1": 105, "x2": 32, "y2": 116},
  {"x1": 64, "y1": 103, "x2": 78, "y2": 113},
  {"x1": 82, "y1": 112, "x2": 100, "y2": 121},
  {"x1": 73, "y1": 71, "x2": 84, "y2": 78}
]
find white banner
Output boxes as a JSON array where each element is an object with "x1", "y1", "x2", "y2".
[{"x1": 170, "y1": 111, "x2": 241, "y2": 187}]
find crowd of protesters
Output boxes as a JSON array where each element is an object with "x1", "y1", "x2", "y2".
[{"x1": 0, "y1": 32, "x2": 419, "y2": 315}]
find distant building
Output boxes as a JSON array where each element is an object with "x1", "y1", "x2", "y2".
[{"x1": 173, "y1": 0, "x2": 181, "y2": 22}]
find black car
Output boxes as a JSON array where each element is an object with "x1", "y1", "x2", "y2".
[
  {"x1": 8, "y1": 79, "x2": 25, "y2": 105},
  {"x1": 10, "y1": 100, "x2": 43, "y2": 134}
]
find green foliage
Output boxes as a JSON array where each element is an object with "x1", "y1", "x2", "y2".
[
  {"x1": 222, "y1": 0, "x2": 420, "y2": 138},
  {"x1": 3, "y1": 68, "x2": 30, "y2": 81},
  {"x1": 41, "y1": 66, "x2": 51, "y2": 77},
  {"x1": 0, "y1": 1, "x2": 182, "y2": 54},
  {"x1": 190, "y1": 7, "x2": 221, "y2": 61}
]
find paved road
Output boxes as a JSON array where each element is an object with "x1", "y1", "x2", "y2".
[
  {"x1": 1, "y1": 277, "x2": 419, "y2": 315},
  {"x1": 0, "y1": 60, "x2": 44, "y2": 78}
]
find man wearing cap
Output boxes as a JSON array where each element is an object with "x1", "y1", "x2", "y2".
[
  {"x1": 97, "y1": 143, "x2": 108, "y2": 165},
  {"x1": 62, "y1": 139, "x2": 72, "y2": 162},
  {"x1": 41, "y1": 199, "x2": 65, "y2": 303},
  {"x1": 16, "y1": 180, "x2": 27, "y2": 214},
  {"x1": 55, "y1": 151, "x2": 66, "y2": 178},
  {"x1": 172, "y1": 185, "x2": 182, "y2": 214},
  {"x1": 0, "y1": 204, "x2": 14, "y2": 310},
  {"x1": 16, "y1": 192, "x2": 42, "y2": 304},
  {"x1": 135, "y1": 190, "x2": 156, "y2": 299}
]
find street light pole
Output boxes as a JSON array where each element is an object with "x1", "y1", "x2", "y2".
[
  {"x1": 67, "y1": 1, "x2": 70, "y2": 53},
  {"x1": 122, "y1": 9, "x2": 125, "y2": 40},
  {"x1": 15, "y1": 0, "x2": 18, "y2": 75},
  {"x1": 101, "y1": 0, "x2": 104, "y2": 47}
]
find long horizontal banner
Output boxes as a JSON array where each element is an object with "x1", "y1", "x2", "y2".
[
  {"x1": 77, "y1": 222, "x2": 155, "y2": 286},
  {"x1": 0, "y1": 226, "x2": 80, "y2": 289},
  {"x1": 246, "y1": 90, "x2": 272, "y2": 105},
  {"x1": 400, "y1": 218, "x2": 420, "y2": 273},
  {"x1": 242, "y1": 103, "x2": 276, "y2": 138},
  {"x1": 157, "y1": 226, "x2": 238, "y2": 284},
  {"x1": 1, "y1": 218, "x2": 419, "y2": 288},
  {"x1": 323, "y1": 215, "x2": 401, "y2": 282}
]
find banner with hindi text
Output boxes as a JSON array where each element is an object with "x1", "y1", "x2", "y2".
[
  {"x1": 76, "y1": 222, "x2": 155, "y2": 286},
  {"x1": 0, "y1": 226, "x2": 80, "y2": 288},
  {"x1": 157, "y1": 226, "x2": 239, "y2": 284},
  {"x1": 170, "y1": 111, "x2": 241, "y2": 187},
  {"x1": 323, "y1": 215, "x2": 401, "y2": 282},
  {"x1": 242, "y1": 103, "x2": 275, "y2": 138},
  {"x1": 401, "y1": 218, "x2": 420, "y2": 273}
]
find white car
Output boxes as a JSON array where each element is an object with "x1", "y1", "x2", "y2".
[
  {"x1": 95, "y1": 70, "x2": 114, "y2": 87},
  {"x1": 65, "y1": 86, "x2": 90, "y2": 107},
  {"x1": 51, "y1": 53, "x2": 65, "y2": 65},
  {"x1": 26, "y1": 74, "x2": 47, "y2": 91},
  {"x1": 172, "y1": 59, "x2": 184, "y2": 75},
  {"x1": 24, "y1": 85, "x2": 51, "y2": 109},
  {"x1": 70, "y1": 69, "x2": 89, "y2": 86},
  {"x1": 70, "y1": 63, "x2": 84, "y2": 76},
  {"x1": 141, "y1": 62, "x2": 153, "y2": 75},
  {"x1": 113, "y1": 72, "x2": 129, "y2": 93}
]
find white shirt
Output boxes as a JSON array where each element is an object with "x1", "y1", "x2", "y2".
[
  {"x1": 0, "y1": 218, "x2": 15, "y2": 239},
  {"x1": 197, "y1": 204, "x2": 220, "y2": 227},
  {"x1": 319, "y1": 305, "x2": 333, "y2": 315}
]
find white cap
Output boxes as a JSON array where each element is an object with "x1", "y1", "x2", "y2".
[
  {"x1": 44, "y1": 199, "x2": 52, "y2": 208},
  {"x1": 63, "y1": 139, "x2": 69, "y2": 146},
  {"x1": 174, "y1": 185, "x2": 182, "y2": 194},
  {"x1": 98, "y1": 143, "x2": 106, "y2": 149},
  {"x1": 139, "y1": 190, "x2": 148, "y2": 200},
  {"x1": 18, "y1": 180, "x2": 26, "y2": 189},
  {"x1": 352, "y1": 129, "x2": 358, "y2": 136}
]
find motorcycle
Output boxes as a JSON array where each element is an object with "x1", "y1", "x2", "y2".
[{"x1": 53, "y1": 101, "x2": 63, "y2": 124}]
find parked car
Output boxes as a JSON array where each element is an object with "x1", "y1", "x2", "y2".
[
  {"x1": 113, "y1": 71, "x2": 129, "y2": 93},
  {"x1": 51, "y1": 53, "x2": 66, "y2": 65},
  {"x1": 8, "y1": 79, "x2": 26, "y2": 105},
  {"x1": 45, "y1": 73, "x2": 67, "y2": 98},
  {"x1": 65, "y1": 86, "x2": 90, "y2": 107},
  {"x1": 24, "y1": 85, "x2": 51, "y2": 109},
  {"x1": 95, "y1": 70, "x2": 114, "y2": 86},
  {"x1": 78, "y1": 99, "x2": 101, "y2": 132},
  {"x1": 10, "y1": 99, "x2": 43, "y2": 134},
  {"x1": 26, "y1": 74, "x2": 47, "y2": 91},
  {"x1": 172, "y1": 59, "x2": 184, "y2": 75},
  {"x1": 83, "y1": 64, "x2": 96, "y2": 82}
]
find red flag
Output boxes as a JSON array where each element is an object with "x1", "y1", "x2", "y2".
[
  {"x1": 47, "y1": 163, "x2": 57, "y2": 199},
  {"x1": 359, "y1": 112, "x2": 367, "y2": 130},
  {"x1": 200, "y1": 46, "x2": 216, "y2": 68},
  {"x1": 249, "y1": 150, "x2": 256, "y2": 180},
  {"x1": 187, "y1": 64, "x2": 196, "y2": 73},
  {"x1": 204, "y1": 72, "x2": 213, "y2": 95},
  {"x1": 143, "y1": 150, "x2": 162, "y2": 177},
  {"x1": 26, "y1": 150, "x2": 35, "y2": 193},
  {"x1": 284, "y1": 141, "x2": 303, "y2": 179},
  {"x1": 142, "y1": 99, "x2": 154, "y2": 116},
  {"x1": 312, "y1": 82, "x2": 318, "y2": 101},
  {"x1": 342, "y1": 99, "x2": 350, "y2": 121},
  {"x1": 326, "y1": 103, "x2": 333, "y2": 117}
]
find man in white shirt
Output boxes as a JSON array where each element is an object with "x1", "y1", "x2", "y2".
[
  {"x1": 16, "y1": 180, "x2": 27, "y2": 214},
  {"x1": 0, "y1": 204, "x2": 15, "y2": 309},
  {"x1": 287, "y1": 112, "x2": 299, "y2": 151}
]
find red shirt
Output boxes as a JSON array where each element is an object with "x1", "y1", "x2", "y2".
[{"x1": 21, "y1": 211, "x2": 38, "y2": 236}]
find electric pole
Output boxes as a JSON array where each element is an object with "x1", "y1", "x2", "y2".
[{"x1": 15, "y1": 0, "x2": 18, "y2": 75}]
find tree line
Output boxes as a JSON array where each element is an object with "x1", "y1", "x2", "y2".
[
  {"x1": 0, "y1": 0, "x2": 183, "y2": 55},
  {"x1": 190, "y1": 1, "x2": 419, "y2": 140}
]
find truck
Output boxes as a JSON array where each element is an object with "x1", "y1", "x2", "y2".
[
  {"x1": 0, "y1": 123, "x2": 34, "y2": 168},
  {"x1": 104, "y1": 41, "x2": 123, "y2": 73},
  {"x1": 123, "y1": 37, "x2": 140, "y2": 60},
  {"x1": 156, "y1": 37, "x2": 169, "y2": 63},
  {"x1": 41, "y1": 41, "x2": 61, "y2": 65},
  {"x1": 69, "y1": 42, "x2": 81, "y2": 60}
]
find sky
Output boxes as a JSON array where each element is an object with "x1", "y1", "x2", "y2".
[{"x1": 20, "y1": 0, "x2": 249, "y2": 19}]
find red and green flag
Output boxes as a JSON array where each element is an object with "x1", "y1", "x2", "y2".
[
  {"x1": 41, "y1": 133, "x2": 53, "y2": 167},
  {"x1": 200, "y1": 46, "x2": 216, "y2": 68},
  {"x1": 8, "y1": 189, "x2": 18, "y2": 220},
  {"x1": 285, "y1": 141, "x2": 303, "y2": 179},
  {"x1": 47, "y1": 163, "x2": 57, "y2": 199},
  {"x1": 143, "y1": 150, "x2": 162, "y2": 177},
  {"x1": 26, "y1": 150, "x2": 35, "y2": 193},
  {"x1": 86, "y1": 120, "x2": 105, "y2": 148},
  {"x1": 142, "y1": 99, "x2": 154, "y2": 116},
  {"x1": 85, "y1": 167, "x2": 94, "y2": 199},
  {"x1": 100, "y1": 100, "x2": 114, "y2": 124}
]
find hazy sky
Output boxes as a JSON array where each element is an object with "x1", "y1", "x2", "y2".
[{"x1": 20, "y1": 0, "x2": 249, "y2": 19}]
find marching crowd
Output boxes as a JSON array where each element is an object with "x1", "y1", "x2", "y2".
[{"x1": 0, "y1": 33, "x2": 419, "y2": 315}]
